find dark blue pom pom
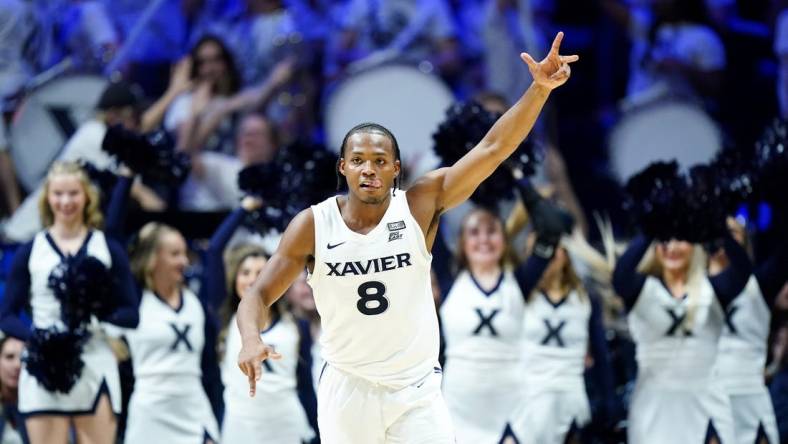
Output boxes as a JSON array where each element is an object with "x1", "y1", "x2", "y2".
[
  {"x1": 754, "y1": 119, "x2": 788, "y2": 206},
  {"x1": 432, "y1": 101, "x2": 540, "y2": 209},
  {"x1": 683, "y1": 165, "x2": 728, "y2": 242},
  {"x1": 238, "y1": 141, "x2": 338, "y2": 232},
  {"x1": 709, "y1": 147, "x2": 757, "y2": 214},
  {"x1": 102, "y1": 125, "x2": 191, "y2": 185},
  {"x1": 48, "y1": 255, "x2": 114, "y2": 330},
  {"x1": 24, "y1": 328, "x2": 88, "y2": 393},
  {"x1": 624, "y1": 161, "x2": 687, "y2": 241}
]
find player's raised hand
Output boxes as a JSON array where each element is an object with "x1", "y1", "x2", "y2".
[
  {"x1": 520, "y1": 32, "x2": 579, "y2": 90},
  {"x1": 237, "y1": 339, "x2": 282, "y2": 397}
]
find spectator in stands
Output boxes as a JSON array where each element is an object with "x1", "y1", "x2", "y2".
[
  {"x1": 0, "y1": 119, "x2": 20, "y2": 218},
  {"x1": 2, "y1": 81, "x2": 165, "y2": 242},
  {"x1": 106, "y1": 0, "x2": 195, "y2": 97},
  {"x1": 776, "y1": 3, "x2": 788, "y2": 119},
  {"x1": 178, "y1": 110, "x2": 283, "y2": 211},
  {"x1": 165, "y1": 35, "x2": 243, "y2": 154},
  {"x1": 602, "y1": 0, "x2": 726, "y2": 102},
  {"x1": 327, "y1": 0, "x2": 461, "y2": 80}
]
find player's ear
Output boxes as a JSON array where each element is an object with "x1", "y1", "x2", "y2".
[
  {"x1": 338, "y1": 157, "x2": 346, "y2": 176},
  {"x1": 394, "y1": 159, "x2": 401, "y2": 177}
]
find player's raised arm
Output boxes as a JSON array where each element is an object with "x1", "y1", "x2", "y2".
[
  {"x1": 411, "y1": 32, "x2": 578, "y2": 214},
  {"x1": 236, "y1": 208, "x2": 315, "y2": 396}
]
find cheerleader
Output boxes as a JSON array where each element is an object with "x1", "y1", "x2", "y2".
[
  {"x1": 207, "y1": 198, "x2": 317, "y2": 443},
  {"x1": 712, "y1": 219, "x2": 785, "y2": 444},
  {"x1": 438, "y1": 208, "x2": 526, "y2": 444},
  {"x1": 507, "y1": 237, "x2": 616, "y2": 444},
  {"x1": 612, "y1": 232, "x2": 751, "y2": 444},
  {"x1": 0, "y1": 161, "x2": 139, "y2": 444},
  {"x1": 105, "y1": 174, "x2": 221, "y2": 443},
  {"x1": 503, "y1": 180, "x2": 616, "y2": 444}
]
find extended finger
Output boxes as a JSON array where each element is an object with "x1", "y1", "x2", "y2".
[
  {"x1": 560, "y1": 55, "x2": 579, "y2": 64},
  {"x1": 268, "y1": 350, "x2": 283, "y2": 360},
  {"x1": 520, "y1": 52, "x2": 538, "y2": 70},
  {"x1": 549, "y1": 32, "x2": 565, "y2": 55},
  {"x1": 247, "y1": 363, "x2": 257, "y2": 397}
]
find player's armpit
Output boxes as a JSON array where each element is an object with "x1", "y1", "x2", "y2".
[{"x1": 405, "y1": 168, "x2": 447, "y2": 234}]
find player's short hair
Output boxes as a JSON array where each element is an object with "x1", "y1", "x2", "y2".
[{"x1": 336, "y1": 122, "x2": 402, "y2": 192}]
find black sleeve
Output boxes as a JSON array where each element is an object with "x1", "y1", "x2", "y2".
[
  {"x1": 710, "y1": 234, "x2": 753, "y2": 309},
  {"x1": 295, "y1": 319, "x2": 318, "y2": 437},
  {"x1": 200, "y1": 302, "x2": 224, "y2": 425},
  {"x1": 104, "y1": 176, "x2": 134, "y2": 242},
  {"x1": 0, "y1": 242, "x2": 33, "y2": 341},
  {"x1": 198, "y1": 208, "x2": 246, "y2": 312},
  {"x1": 753, "y1": 245, "x2": 788, "y2": 309},
  {"x1": 104, "y1": 238, "x2": 140, "y2": 328},
  {"x1": 513, "y1": 254, "x2": 551, "y2": 300},
  {"x1": 611, "y1": 235, "x2": 651, "y2": 311},
  {"x1": 587, "y1": 293, "x2": 618, "y2": 426}
]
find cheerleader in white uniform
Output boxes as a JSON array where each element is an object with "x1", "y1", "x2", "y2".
[
  {"x1": 204, "y1": 198, "x2": 316, "y2": 444},
  {"x1": 118, "y1": 222, "x2": 221, "y2": 443},
  {"x1": 505, "y1": 229, "x2": 615, "y2": 443},
  {"x1": 712, "y1": 220, "x2": 785, "y2": 444},
  {"x1": 613, "y1": 233, "x2": 752, "y2": 444},
  {"x1": 439, "y1": 208, "x2": 526, "y2": 444},
  {"x1": 0, "y1": 161, "x2": 139, "y2": 444},
  {"x1": 105, "y1": 173, "x2": 221, "y2": 443}
]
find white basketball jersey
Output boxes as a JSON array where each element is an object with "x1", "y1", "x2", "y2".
[
  {"x1": 28, "y1": 230, "x2": 112, "y2": 330},
  {"x1": 123, "y1": 288, "x2": 205, "y2": 396},
  {"x1": 308, "y1": 191, "x2": 438, "y2": 389},
  {"x1": 716, "y1": 276, "x2": 771, "y2": 394},
  {"x1": 222, "y1": 312, "x2": 302, "y2": 417},
  {"x1": 440, "y1": 270, "x2": 525, "y2": 364},
  {"x1": 521, "y1": 290, "x2": 590, "y2": 391},
  {"x1": 629, "y1": 277, "x2": 725, "y2": 384}
]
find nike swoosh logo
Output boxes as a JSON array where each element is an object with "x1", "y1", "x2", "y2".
[{"x1": 327, "y1": 242, "x2": 346, "y2": 249}]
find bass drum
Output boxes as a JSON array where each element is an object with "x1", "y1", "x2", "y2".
[
  {"x1": 9, "y1": 75, "x2": 108, "y2": 191},
  {"x1": 609, "y1": 99, "x2": 722, "y2": 182},
  {"x1": 324, "y1": 65, "x2": 454, "y2": 182}
]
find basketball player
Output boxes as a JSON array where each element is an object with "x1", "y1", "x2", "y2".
[
  {"x1": 0, "y1": 161, "x2": 139, "y2": 444},
  {"x1": 613, "y1": 233, "x2": 752, "y2": 444},
  {"x1": 712, "y1": 219, "x2": 785, "y2": 444},
  {"x1": 236, "y1": 32, "x2": 578, "y2": 443}
]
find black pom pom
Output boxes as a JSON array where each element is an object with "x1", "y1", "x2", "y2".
[
  {"x1": 624, "y1": 161, "x2": 687, "y2": 241},
  {"x1": 709, "y1": 146, "x2": 757, "y2": 214},
  {"x1": 276, "y1": 140, "x2": 338, "y2": 207},
  {"x1": 238, "y1": 141, "x2": 338, "y2": 232},
  {"x1": 24, "y1": 328, "x2": 88, "y2": 393},
  {"x1": 683, "y1": 165, "x2": 728, "y2": 242},
  {"x1": 754, "y1": 118, "x2": 788, "y2": 206},
  {"x1": 432, "y1": 101, "x2": 540, "y2": 209},
  {"x1": 102, "y1": 125, "x2": 191, "y2": 185},
  {"x1": 77, "y1": 161, "x2": 118, "y2": 207},
  {"x1": 48, "y1": 255, "x2": 114, "y2": 329}
]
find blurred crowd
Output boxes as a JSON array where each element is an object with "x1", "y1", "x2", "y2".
[{"x1": 0, "y1": 0, "x2": 787, "y2": 443}]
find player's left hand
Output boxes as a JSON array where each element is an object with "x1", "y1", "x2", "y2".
[{"x1": 520, "y1": 32, "x2": 579, "y2": 90}]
